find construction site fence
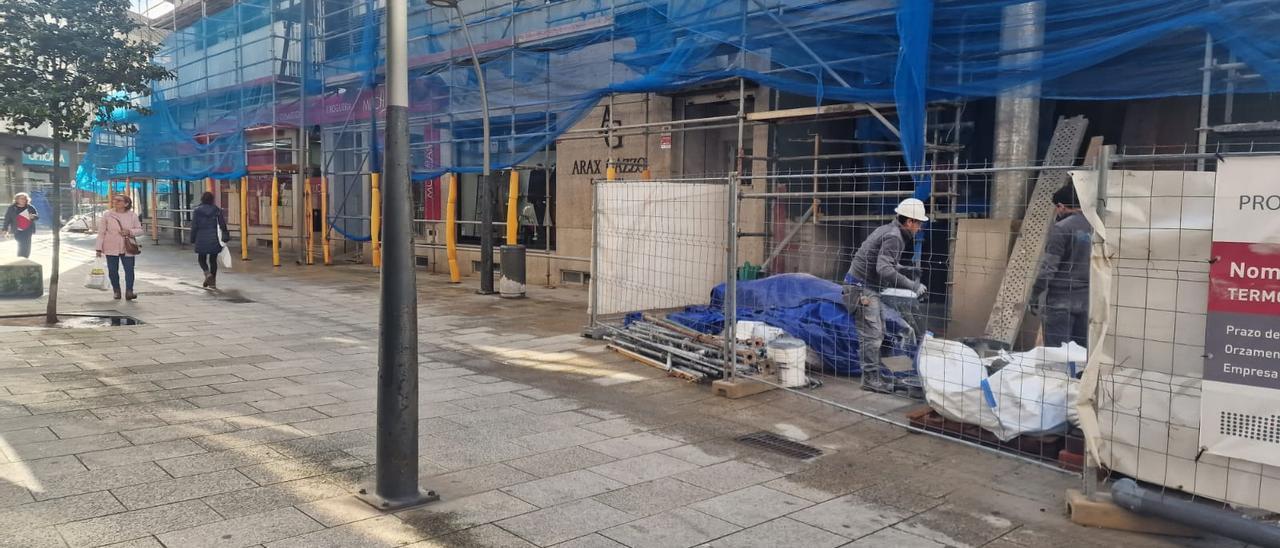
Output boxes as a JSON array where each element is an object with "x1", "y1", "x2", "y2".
[{"x1": 586, "y1": 152, "x2": 1280, "y2": 515}]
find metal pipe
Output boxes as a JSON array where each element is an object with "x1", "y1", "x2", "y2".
[
  {"x1": 744, "y1": 190, "x2": 914, "y2": 199},
  {"x1": 745, "y1": 165, "x2": 1077, "y2": 180},
  {"x1": 588, "y1": 181, "x2": 600, "y2": 329},
  {"x1": 320, "y1": 175, "x2": 330, "y2": 265},
  {"x1": 562, "y1": 114, "x2": 740, "y2": 134},
  {"x1": 442, "y1": 2, "x2": 493, "y2": 293},
  {"x1": 271, "y1": 173, "x2": 280, "y2": 266},
  {"x1": 371, "y1": 171, "x2": 382, "y2": 268},
  {"x1": 363, "y1": 0, "x2": 434, "y2": 511},
  {"x1": 992, "y1": 1, "x2": 1044, "y2": 219},
  {"x1": 1197, "y1": 31, "x2": 1214, "y2": 172},
  {"x1": 1111, "y1": 479, "x2": 1280, "y2": 547},
  {"x1": 505, "y1": 170, "x2": 519, "y2": 245},
  {"x1": 445, "y1": 173, "x2": 460, "y2": 282}
]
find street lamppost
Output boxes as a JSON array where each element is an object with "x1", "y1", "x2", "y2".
[
  {"x1": 357, "y1": 0, "x2": 436, "y2": 511},
  {"x1": 429, "y1": 0, "x2": 494, "y2": 294}
]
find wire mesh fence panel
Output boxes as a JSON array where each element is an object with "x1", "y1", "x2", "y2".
[
  {"x1": 719, "y1": 163, "x2": 1094, "y2": 468},
  {"x1": 591, "y1": 178, "x2": 729, "y2": 320},
  {"x1": 1080, "y1": 149, "x2": 1280, "y2": 514}
]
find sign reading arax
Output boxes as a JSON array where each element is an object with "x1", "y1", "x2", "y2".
[{"x1": 1200, "y1": 156, "x2": 1280, "y2": 467}]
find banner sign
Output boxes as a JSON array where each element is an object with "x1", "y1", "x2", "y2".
[{"x1": 1200, "y1": 156, "x2": 1280, "y2": 467}]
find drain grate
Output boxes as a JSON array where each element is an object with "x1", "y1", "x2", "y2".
[{"x1": 736, "y1": 432, "x2": 823, "y2": 460}]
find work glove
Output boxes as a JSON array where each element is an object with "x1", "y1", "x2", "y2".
[
  {"x1": 1028, "y1": 299, "x2": 1042, "y2": 315},
  {"x1": 914, "y1": 283, "x2": 928, "y2": 300}
]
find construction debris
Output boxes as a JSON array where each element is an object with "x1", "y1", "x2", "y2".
[{"x1": 603, "y1": 316, "x2": 771, "y2": 383}]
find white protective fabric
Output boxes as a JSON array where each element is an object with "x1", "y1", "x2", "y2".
[{"x1": 918, "y1": 335, "x2": 1085, "y2": 441}]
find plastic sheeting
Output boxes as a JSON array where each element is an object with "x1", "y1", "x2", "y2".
[
  {"x1": 667, "y1": 273, "x2": 913, "y2": 375},
  {"x1": 917, "y1": 336, "x2": 1086, "y2": 442},
  {"x1": 77, "y1": 0, "x2": 1280, "y2": 199}
]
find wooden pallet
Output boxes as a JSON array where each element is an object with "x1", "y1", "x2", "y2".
[{"x1": 905, "y1": 406, "x2": 1065, "y2": 461}]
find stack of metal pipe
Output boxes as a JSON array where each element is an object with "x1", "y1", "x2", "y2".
[{"x1": 603, "y1": 316, "x2": 766, "y2": 383}]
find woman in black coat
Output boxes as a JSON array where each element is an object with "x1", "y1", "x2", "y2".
[
  {"x1": 2, "y1": 192, "x2": 39, "y2": 258},
  {"x1": 191, "y1": 191, "x2": 231, "y2": 289}
]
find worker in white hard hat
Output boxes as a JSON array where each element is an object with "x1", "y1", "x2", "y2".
[{"x1": 843, "y1": 197, "x2": 929, "y2": 393}]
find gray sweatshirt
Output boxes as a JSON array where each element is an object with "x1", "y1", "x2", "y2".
[
  {"x1": 1033, "y1": 211, "x2": 1092, "y2": 297},
  {"x1": 847, "y1": 219, "x2": 917, "y2": 292}
]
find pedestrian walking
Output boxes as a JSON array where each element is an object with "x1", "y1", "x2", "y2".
[
  {"x1": 191, "y1": 191, "x2": 230, "y2": 289},
  {"x1": 1031, "y1": 185, "x2": 1092, "y2": 347},
  {"x1": 843, "y1": 198, "x2": 929, "y2": 393},
  {"x1": 95, "y1": 194, "x2": 144, "y2": 300},
  {"x1": 2, "y1": 192, "x2": 39, "y2": 258}
]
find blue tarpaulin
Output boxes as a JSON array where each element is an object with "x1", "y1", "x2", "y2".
[{"x1": 667, "y1": 273, "x2": 915, "y2": 375}]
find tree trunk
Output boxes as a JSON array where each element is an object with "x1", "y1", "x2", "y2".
[{"x1": 45, "y1": 139, "x2": 62, "y2": 324}]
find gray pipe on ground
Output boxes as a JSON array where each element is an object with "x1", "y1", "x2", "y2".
[{"x1": 1111, "y1": 478, "x2": 1280, "y2": 548}]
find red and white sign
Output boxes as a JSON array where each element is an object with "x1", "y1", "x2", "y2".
[{"x1": 1200, "y1": 156, "x2": 1280, "y2": 467}]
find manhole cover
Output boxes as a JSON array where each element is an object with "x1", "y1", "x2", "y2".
[{"x1": 736, "y1": 432, "x2": 824, "y2": 460}]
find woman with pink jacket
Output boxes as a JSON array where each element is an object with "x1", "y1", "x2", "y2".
[{"x1": 95, "y1": 194, "x2": 144, "y2": 300}]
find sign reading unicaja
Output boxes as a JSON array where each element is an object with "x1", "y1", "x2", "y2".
[{"x1": 1200, "y1": 156, "x2": 1280, "y2": 467}]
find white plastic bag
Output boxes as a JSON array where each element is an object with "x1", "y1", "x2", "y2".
[
  {"x1": 217, "y1": 222, "x2": 232, "y2": 270},
  {"x1": 85, "y1": 261, "x2": 108, "y2": 290},
  {"x1": 918, "y1": 336, "x2": 1085, "y2": 441}
]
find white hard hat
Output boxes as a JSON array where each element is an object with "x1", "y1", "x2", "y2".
[{"x1": 895, "y1": 198, "x2": 929, "y2": 222}]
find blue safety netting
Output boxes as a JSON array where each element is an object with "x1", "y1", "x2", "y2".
[
  {"x1": 667, "y1": 273, "x2": 916, "y2": 375},
  {"x1": 76, "y1": 0, "x2": 1280, "y2": 202}
]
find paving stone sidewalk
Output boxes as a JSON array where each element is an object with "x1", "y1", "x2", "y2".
[{"x1": 0, "y1": 235, "x2": 1238, "y2": 547}]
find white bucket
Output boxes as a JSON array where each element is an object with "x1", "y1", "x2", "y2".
[
  {"x1": 768, "y1": 336, "x2": 808, "y2": 388},
  {"x1": 753, "y1": 324, "x2": 785, "y2": 344}
]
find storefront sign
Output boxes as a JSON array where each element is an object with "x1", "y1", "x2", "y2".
[
  {"x1": 1200, "y1": 156, "x2": 1280, "y2": 467},
  {"x1": 569, "y1": 158, "x2": 647, "y2": 176},
  {"x1": 22, "y1": 147, "x2": 70, "y2": 167}
]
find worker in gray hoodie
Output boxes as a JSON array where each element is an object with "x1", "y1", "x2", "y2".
[
  {"x1": 844, "y1": 198, "x2": 929, "y2": 392},
  {"x1": 1031, "y1": 185, "x2": 1092, "y2": 348}
]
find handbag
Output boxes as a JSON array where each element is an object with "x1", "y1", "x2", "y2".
[
  {"x1": 115, "y1": 216, "x2": 142, "y2": 255},
  {"x1": 217, "y1": 220, "x2": 232, "y2": 270}
]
